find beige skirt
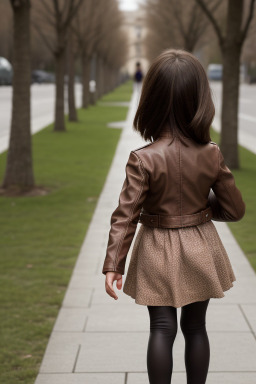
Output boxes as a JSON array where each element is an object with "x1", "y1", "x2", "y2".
[{"x1": 123, "y1": 221, "x2": 236, "y2": 308}]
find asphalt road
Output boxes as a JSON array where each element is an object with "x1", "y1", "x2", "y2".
[
  {"x1": 0, "y1": 83, "x2": 82, "y2": 154},
  {"x1": 210, "y1": 81, "x2": 256, "y2": 154}
]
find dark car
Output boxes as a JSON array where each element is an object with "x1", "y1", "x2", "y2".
[
  {"x1": 207, "y1": 64, "x2": 223, "y2": 81},
  {"x1": 0, "y1": 57, "x2": 13, "y2": 85},
  {"x1": 32, "y1": 70, "x2": 55, "y2": 84}
]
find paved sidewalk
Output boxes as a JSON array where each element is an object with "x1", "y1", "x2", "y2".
[{"x1": 35, "y1": 89, "x2": 256, "y2": 384}]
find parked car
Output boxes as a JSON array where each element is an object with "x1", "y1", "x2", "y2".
[
  {"x1": 207, "y1": 63, "x2": 247, "y2": 83},
  {"x1": 32, "y1": 70, "x2": 55, "y2": 84},
  {"x1": 0, "y1": 56, "x2": 13, "y2": 85},
  {"x1": 207, "y1": 64, "x2": 223, "y2": 81},
  {"x1": 249, "y1": 74, "x2": 256, "y2": 84},
  {"x1": 247, "y1": 66, "x2": 256, "y2": 84}
]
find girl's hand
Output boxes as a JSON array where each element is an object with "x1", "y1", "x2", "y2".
[{"x1": 105, "y1": 271, "x2": 123, "y2": 300}]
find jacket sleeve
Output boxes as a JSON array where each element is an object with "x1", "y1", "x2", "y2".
[
  {"x1": 208, "y1": 145, "x2": 246, "y2": 222},
  {"x1": 102, "y1": 151, "x2": 149, "y2": 275}
]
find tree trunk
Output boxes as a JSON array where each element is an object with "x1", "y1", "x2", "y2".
[
  {"x1": 2, "y1": 0, "x2": 34, "y2": 191},
  {"x1": 82, "y1": 53, "x2": 90, "y2": 108},
  {"x1": 220, "y1": 0, "x2": 243, "y2": 169},
  {"x1": 67, "y1": 31, "x2": 77, "y2": 122},
  {"x1": 99, "y1": 58, "x2": 105, "y2": 96},
  {"x1": 220, "y1": 44, "x2": 241, "y2": 168},
  {"x1": 110, "y1": 67, "x2": 115, "y2": 91},
  {"x1": 104, "y1": 64, "x2": 111, "y2": 93},
  {"x1": 95, "y1": 56, "x2": 101, "y2": 100},
  {"x1": 54, "y1": 30, "x2": 66, "y2": 132}
]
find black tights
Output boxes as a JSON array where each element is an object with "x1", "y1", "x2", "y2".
[{"x1": 147, "y1": 299, "x2": 210, "y2": 384}]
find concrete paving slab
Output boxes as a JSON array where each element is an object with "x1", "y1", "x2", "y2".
[
  {"x1": 212, "y1": 276, "x2": 256, "y2": 304},
  {"x1": 53, "y1": 308, "x2": 88, "y2": 332},
  {"x1": 73, "y1": 259, "x2": 99, "y2": 274},
  {"x1": 67, "y1": 274, "x2": 102, "y2": 289},
  {"x1": 127, "y1": 372, "x2": 185, "y2": 384},
  {"x1": 240, "y1": 304, "x2": 256, "y2": 335},
  {"x1": 75, "y1": 333, "x2": 147, "y2": 373},
  {"x1": 39, "y1": 352, "x2": 78, "y2": 374},
  {"x1": 202, "y1": 304, "x2": 250, "y2": 331},
  {"x1": 85, "y1": 303, "x2": 149, "y2": 332},
  {"x1": 62, "y1": 288, "x2": 93, "y2": 308},
  {"x1": 35, "y1": 373, "x2": 125, "y2": 384},
  {"x1": 127, "y1": 372, "x2": 256, "y2": 384},
  {"x1": 207, "y1": 332, "x2": 256, "y2": 371}
]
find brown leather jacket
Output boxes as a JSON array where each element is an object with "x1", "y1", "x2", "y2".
[{"x1": 102, "y1": 127, "x2": 246, "y2": 275}]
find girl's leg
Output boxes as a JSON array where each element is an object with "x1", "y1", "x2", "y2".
[
  {"x1": 147, "y1": 305, "x2": 178, "y2": 384},
  {"x1": 180, "y1": 299, "x2": 210, "y2": 384}
]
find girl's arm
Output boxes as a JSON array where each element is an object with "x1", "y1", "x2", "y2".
[
  {"x1": 102, "y1": 151, "x2": 149, "y2": 275},
  {"x1": 208, "y1": 146, "x2": 246, "y2": 222}
]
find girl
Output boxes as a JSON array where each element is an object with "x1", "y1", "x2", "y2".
[{"x1": 102, "y1": 49, "x2": 245, "y2": 384}]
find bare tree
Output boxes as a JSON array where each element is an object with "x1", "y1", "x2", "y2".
[
  {"x1": 0, "y1": 0, "x2": 54, "y2": 71},
  {"x1": 144, "y1": 0, "x2": 222, "y2": 60},
  {"x1": 1, "y1": 0, "x2": 34, "y2": 194},
  {"x1": 94, "y1": 0, "x2": 126, "y2": 99},
  {"x1": 32, "y1": 0, "x2": 84, "y2": 132},
  {"x1": 196, "y1": 0, "x2": 256, "y2": 168},
  {"x1": 72, "y1": 0, "x2": 102, "y2": 108},
  {"x1": 73, "y1": 0, "x2": 127, "y2": 107}
]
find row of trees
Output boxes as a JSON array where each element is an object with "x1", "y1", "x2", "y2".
[
  {"x1": 144, "y1": 0, "x2": 256, "y2": 169},
  {"x1": 1, "y1": 0, "x2": 128, "y2": 195},
  {"x1": 0, "y1": 1, "x2": 52, "y2": 70}
]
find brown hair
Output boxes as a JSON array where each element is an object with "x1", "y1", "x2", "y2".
[{"x1": 133, "y1": 49, "x2": 215, "y2": 144}]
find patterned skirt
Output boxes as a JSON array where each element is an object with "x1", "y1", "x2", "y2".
[{"x1": 123, "y1": 220, "x2": 236, "y2": 308}]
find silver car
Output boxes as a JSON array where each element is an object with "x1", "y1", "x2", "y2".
[{"x1": 0, "y1": 57, "x2": 13, "y2": 85}]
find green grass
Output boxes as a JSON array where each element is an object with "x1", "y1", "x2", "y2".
[
  {"x1": 0, "y1": 81, "x2": 132, "y2": 383},
  {"x1": 99, "y1": 79, "x2": 133, "y2": 102},
  {"x1": 210, "y1": 129, "x2": 256, "y2": 272}
]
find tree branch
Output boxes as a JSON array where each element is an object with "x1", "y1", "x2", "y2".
[
  {"x1": 31, "y1": 20, "x2": 55, "y2": 54},
  {"x1": 195, "y1": 0, "x2": 224, "y2": 47},
  {"x1": 53, "y1": 0, "x2": 61, "y2": 22},
  {"x1": 64, "y1": 0, "x2": 84, "y2": 30},
  {"x1": 190, "y1": 0, "x2": 222, "y2": 49},
  {"x1": 172, "y1": 1, "x2": 186, "y2": 40},
  {"x1": 33, "y1": 7, "x2": 56, "y2": 28},
  {"x1": 63, "y1": 0, "x2": 74, "y2": 25},
  {"x1": 240, "y1": 0, "x2": 256, "y2": 44},
  {"x1": 40, "y1": 0, "x2": 53, "y2": 17}
]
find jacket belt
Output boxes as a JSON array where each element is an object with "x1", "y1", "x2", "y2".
[{"x1": 139, "y1": 207, "x2": 213, "y2": 229}]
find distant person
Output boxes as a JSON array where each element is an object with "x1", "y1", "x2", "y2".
[{"x1": 133, "y1": 61, "x2": 143, "y2": 91}]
